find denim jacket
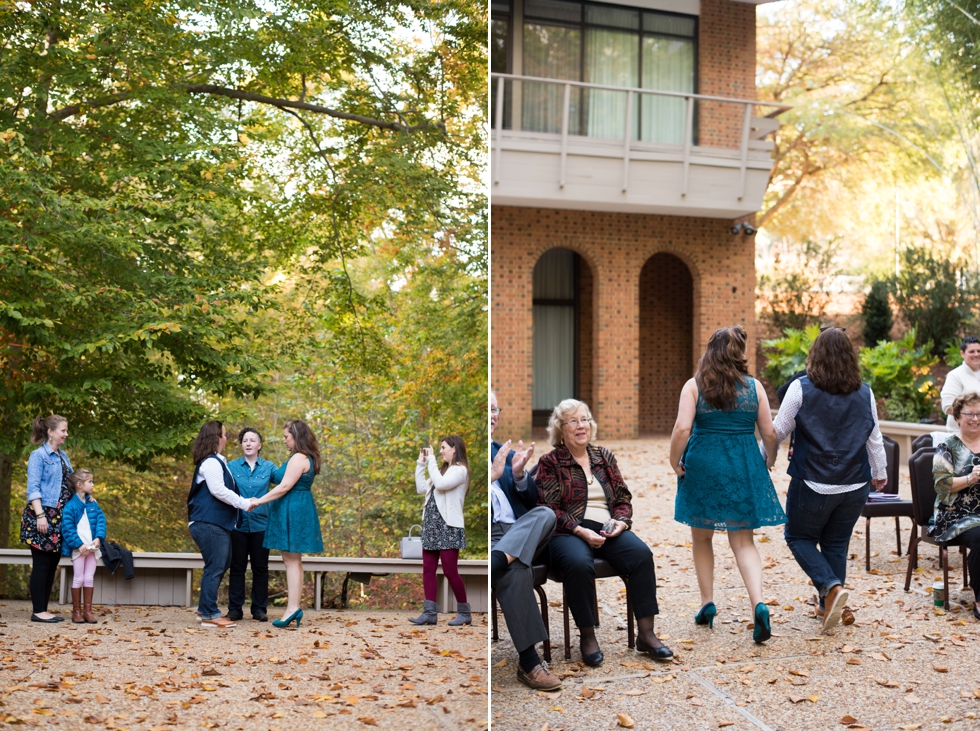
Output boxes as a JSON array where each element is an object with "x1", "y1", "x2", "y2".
[
  {"x1": 27, "y1": 444, "x2": 73, "y2": 507},
  {"x1": 227, "y1": 456, "x2": 278, "y2": 533}
]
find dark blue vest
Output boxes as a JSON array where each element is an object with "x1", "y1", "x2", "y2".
[
  {"x1": 187, "y1": 455, "x2": 240, "y2": 531},
  {"x1": 787, "y1": 376, "x2": 874, "y2": 484}
]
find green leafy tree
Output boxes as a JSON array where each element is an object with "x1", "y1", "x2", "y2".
[
  {"x1": 859, "y1": 329, "x2": 939, "y2": 421},
  {"x1": 861, "y1": 279, "x2": 894, "y2": 346},
  {"x1": 757, "y1": 239, "x2": 839, "y2": 335}
]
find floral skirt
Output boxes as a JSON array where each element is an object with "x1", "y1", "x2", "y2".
[{"x1": 422, "y1": 493, "x2": 465, "y2": 551}]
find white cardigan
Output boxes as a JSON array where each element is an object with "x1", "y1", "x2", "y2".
[{"x1": 415, "y1": 455, "x2": 469, "y2": 529}]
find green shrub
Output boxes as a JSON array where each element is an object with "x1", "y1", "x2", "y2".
[
  {"x1": 762, "y1": 325, "x2": 821, "y2": 389},
  {"x1": 945, "y1": 339, "x2": 964, "y2": 368},
  {"x1": 859, "y1": 329, "x2": 939, "y2": 421},
  {"x1": 861, "y1": 279, "x2": 893, "y2": 346}
]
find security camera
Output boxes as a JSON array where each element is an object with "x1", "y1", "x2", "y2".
[
  {"x1": 729, "y1": 225, "x2": 742, "y2": 235},
  {"x1": 743, "y1": 224, "x2": 757, "y2": 236}
]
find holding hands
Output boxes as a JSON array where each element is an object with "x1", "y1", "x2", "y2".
[{"x1": 245, "y1": 497, "x2": 260, "y2": 512}]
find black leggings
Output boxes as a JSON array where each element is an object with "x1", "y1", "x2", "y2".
[
  {"x1": 960, "y1": 525, "x2": 980, "y2": 602},
  {"x1": 30, "y1": 548, "x2": 62, "y2": 614}
]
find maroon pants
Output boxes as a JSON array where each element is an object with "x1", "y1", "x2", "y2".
[{"x1": 422, "y1": 549, "x2": 467, "y2": 603}]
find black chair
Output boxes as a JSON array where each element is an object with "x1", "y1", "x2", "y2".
[
  {"x1": 548, "y1": 558, "x2": 634, "y2": 661},
  {"x1": 491, "y1": 563, "x2": 551, "y2": 663},
  {"x1": 911, "y1": 433, "x2": 934, "y2": 455},
  {"x1": 903, "y1": 446, "x2": 969, "y2": 609},
  {"x1": 861, "y1": 435, "x2": 914, "y2": 571}
]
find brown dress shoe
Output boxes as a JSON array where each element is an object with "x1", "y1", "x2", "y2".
[
  {"x1": 822, "y1": 585, "x2": 849, "y2": 634},
  {"x1": 201, "y1": 616, "x2": 236, "y2": 629},
  {"x1": 517, "y1": 663, "x2": 561, "y2": 691}
]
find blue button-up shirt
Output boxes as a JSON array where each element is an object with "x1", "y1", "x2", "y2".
[
  {"x1": 227, "y1": 456, "x2": 278, "y2": 533},
  {"x1": 27, "y1": 444, "x2": 73, "y2": 507}
]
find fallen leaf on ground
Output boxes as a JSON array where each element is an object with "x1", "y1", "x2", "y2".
[
  {"x1": 840, "y1": 716, "x2": 858, "y2": 724},
  {"x1": 617, "y1": 712, "x2": 635, "y2": 728}
]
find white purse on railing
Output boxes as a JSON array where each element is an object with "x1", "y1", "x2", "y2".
[{"x1": 400, "y1": 524, "x2": 423, "y2": 559}]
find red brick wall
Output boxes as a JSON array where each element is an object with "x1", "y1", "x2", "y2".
[
  {"x1": 579, "y1": 258, "x2": 594, "y2": 408},
  {"x1": 491, "y1": 206, "x2": 757, "y2": 439},
  {"x1": 698, "y1": 0, "x2": 757, "y2": 149},
  {"x1": 639, "y1": 254, "x2": 694, "y2": 434}
]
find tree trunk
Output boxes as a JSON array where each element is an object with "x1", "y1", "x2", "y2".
[{"x1": 0, "y1": 452, "x2": 12, "y2": 595}]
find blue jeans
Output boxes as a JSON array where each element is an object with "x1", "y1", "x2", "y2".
[
  {"x1": 784, "y1": 478, "x2": 870, "y2": 604},
  {"x1": 189, "y1": 522, "x2": 232, "y2": 620}
]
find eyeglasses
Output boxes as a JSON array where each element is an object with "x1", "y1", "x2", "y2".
[
  {"x1": 961, "y1": 412, "x2": 980, "y2": 421},
  {"x1": 563, "y1": 418, "x2": 592, "y2": 427},
  {"x1": 819, "y1": 326, "x2": 847, "y2": 332},
  {"x1": 490, "y1": 407, "x2": 502, "y2": 415}
]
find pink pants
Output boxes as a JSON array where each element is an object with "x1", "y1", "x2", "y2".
[{"x1": 72, "y1": 552, "x2": 97, "y2": 588}]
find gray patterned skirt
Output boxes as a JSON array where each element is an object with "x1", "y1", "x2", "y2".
[{"x1": 422, "y1": 492, "x2": 466, "y2": 551}]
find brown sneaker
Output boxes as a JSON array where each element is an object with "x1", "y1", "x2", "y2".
[
  {"x1": 841, "y1": 606, "x2": 855, "y2": 625},
  {"x1": 822, "y1": 585, "x2": 848, "y2": 634},
  {"x1": 201, "y1": 616, "x2": 236, "y2": 629},
  {"x1": 517, "y1": 663, "x2": 562, "y2": 691}
]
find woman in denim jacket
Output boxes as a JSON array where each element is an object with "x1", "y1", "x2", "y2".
[{"x1": 23, "y1": 414, "x2": 73, "y2": 622}]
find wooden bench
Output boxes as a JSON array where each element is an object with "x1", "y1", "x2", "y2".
[{"x1": 0, "y1": 549, "x2": 488, "y2": 613}]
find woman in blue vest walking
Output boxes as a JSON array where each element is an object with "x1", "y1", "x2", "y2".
[
  {"x1": 772, "y1": 327, "x2": 887, "y2": 633},
  {"x1": 187, "y1": 421, "x2": 255, "y2": 629}
]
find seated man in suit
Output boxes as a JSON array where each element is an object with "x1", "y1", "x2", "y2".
[{"x1": 490, "y1": 391, "x2": 559, "y2": 691}]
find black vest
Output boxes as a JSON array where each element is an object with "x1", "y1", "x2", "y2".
[
  {"x1": 187, "y1": 455, "x2": 240, "y2": 531},
  {"x1": 787, "y1": 376, "x2": 874, "y2": 484}
]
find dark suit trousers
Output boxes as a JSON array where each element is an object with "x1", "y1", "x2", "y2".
[
  {"x1": 228, "y1": 530, "x2": 269, "y2": 614},
  {"x1": 492, "y1": 506, "x2": 555, "y2": 652},
  {"x1": 549, "y1": 519, "x2": 659, "y2": 629}
]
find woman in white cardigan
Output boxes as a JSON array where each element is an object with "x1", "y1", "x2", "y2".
[{"x1": 410, "y1": 435, "x2": 470, "y2": 626}]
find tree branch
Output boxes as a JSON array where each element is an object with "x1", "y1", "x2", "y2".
[{"x1": 48, "y1": 91, "x2": 134, "y2": 121}]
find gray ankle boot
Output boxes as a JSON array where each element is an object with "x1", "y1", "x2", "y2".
[
  {"x1": 448, "y1": 602, "x2": 472, "y2": 626},
  {"x1": 408, "y1": 599, "x2": 438, "y2": 625}
]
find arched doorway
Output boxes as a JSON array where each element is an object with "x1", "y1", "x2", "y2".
[
  {"x1": 532, "y1": 248, "x2": 594, "y2": 426},
  {"x1": 639, "y1": 253, "x2": 693, "y2": 433}
]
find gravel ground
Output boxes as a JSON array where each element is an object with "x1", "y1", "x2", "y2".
[
  {"x1": 490, "y1": 438, "x2": 980, "y2": 731},
  {"x1": 0, "y1": 604, "x2": 488, "y2": 730}
]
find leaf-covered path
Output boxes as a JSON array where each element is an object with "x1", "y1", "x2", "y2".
[
  {"x1": 0, "y1": 605, "x2": 488, "y2": 730},
  {"x1": 491, "y1": 438, "x2": 980, "y2": 731}
]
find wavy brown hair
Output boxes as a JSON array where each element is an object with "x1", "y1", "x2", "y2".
[
  {"x1": 806, "y1": 328, "x2": 862, "y2": 395},
  {"x1": 192, "y1": 421, "x2": 224, "y2": 464},
  {"x1": 437, "y1": 435, "x2": 468, "y2": 475},
  {"x1": 285, "y1": 419, "x2": 322, "y2": 475},
  {"x1": 695, "y1": 325, "x2": 749, "y2": 410}
]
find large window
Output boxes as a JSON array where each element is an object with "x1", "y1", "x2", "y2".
[{"x1": 494, "y1": 0, "x2": 696, "y2": 144}]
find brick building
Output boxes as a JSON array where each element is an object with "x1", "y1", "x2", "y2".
[{"x1": 491, "y1": 0, "x2": 785, "y2": 438}]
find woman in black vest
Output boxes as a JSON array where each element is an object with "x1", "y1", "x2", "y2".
[
  {"x1": 772, "y1": 328, "x2": 887, "y2": 633},
  {"x1": 187, "y1": 421, "x2": 255, "y2": 629}
]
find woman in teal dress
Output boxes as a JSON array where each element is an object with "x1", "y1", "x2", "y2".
[
  {"x1": 252, "y1": 419, "x2": 323, "y2": 628},
  {"x1": 669, "y1": 325, "x2": 785, "y2": 643}
]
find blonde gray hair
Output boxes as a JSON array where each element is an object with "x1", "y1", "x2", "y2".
[{"x1": 546, "y1": 399, "x2": 597, "y2": 447}]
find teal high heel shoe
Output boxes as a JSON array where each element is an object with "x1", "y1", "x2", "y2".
[
  {"x1": 272, "y1": 608, "x2": 303, "y2": 628},
  {"x1": 694, "y1": 602, "x2": 717, "y2": 629},
  {"x1": 752, "y1": 603, "x2": 771, "y2": 644}
]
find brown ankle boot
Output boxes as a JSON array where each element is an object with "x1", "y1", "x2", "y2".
[
  {"x1": 82, "y1": 587, "x2": 97, "y2": 624},
  {"x1": 71, "y1": 588, "x2": 84, "y2": 624}
]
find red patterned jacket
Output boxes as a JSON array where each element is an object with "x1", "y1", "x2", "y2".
[{"x1": 535, "y1": 444, "x2": 634, "y2": 535}]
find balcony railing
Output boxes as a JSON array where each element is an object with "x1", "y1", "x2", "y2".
[{"x1": 492, "y1": 73, "x2": 791, "y2": 205}]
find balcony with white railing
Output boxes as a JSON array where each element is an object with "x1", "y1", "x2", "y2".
[{"x1": 491, "y1": 73, "x2": 790, "y2": 219}]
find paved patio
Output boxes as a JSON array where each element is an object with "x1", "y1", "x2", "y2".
[
  {"x1": 490, "y1": 438, "x2": 980, "y2": 731},
  {"x1": 0, "y1": 605, "x2": 488, "y2": 730}
]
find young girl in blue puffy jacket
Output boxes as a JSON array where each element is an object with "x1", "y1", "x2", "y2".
[{"x1": 61, "y1": 469, "x2": 106, "y2": 624}]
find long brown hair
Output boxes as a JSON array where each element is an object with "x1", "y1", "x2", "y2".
[
  {"x1": 695, "y1": 325, "x2": 749, "y2": 410},
  {"x1": 806, "y1": 328, "x2": 862, "y2": 394},
  {"x1": 438, "y1": 435, "x2": 468, "y2": 475},
  {"x1": 31, "y1": 414, "x2": 67, "y2": 446},
  {"x1": 192, "y1": 421, "x2": 224, "y2": 464},
  {"x1": 285, "y1": 419, "x2": 322, "y2": 475}
]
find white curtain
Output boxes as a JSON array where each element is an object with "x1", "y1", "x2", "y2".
[
  {"x1": 640, "y1": 37, "x2": 694, "y2": 145},
  {"x1": 533, "y1": 249, "x2": 576, "y2": 411},
  {"x1": 585, "y1": 28, "x2": 637, "y2": 140},
  {"x1": 522, "y1": 23, "x2": 581, "y2": 134}
]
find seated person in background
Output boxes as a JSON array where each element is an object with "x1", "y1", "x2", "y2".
[
  {"x1": 933, "y1": 391, "x2": 980, "y2": 620},
  {"x1": 941, "y1": 337, "x2": 980, "y2": 433}
]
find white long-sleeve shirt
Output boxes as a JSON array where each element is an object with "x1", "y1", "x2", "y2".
[
  {"x1": 940, "y1": 362, "x2": 980, "y2": 432},
  {"x1": 771, "y1": 380, "x2": 887, "y2": 494},
  {"x1": 188, "y1": 454, "x2": 252, "y2": 525}
]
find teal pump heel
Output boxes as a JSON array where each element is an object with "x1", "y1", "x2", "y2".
[
  {"x1": 752, "y1": 603, "x2": 771, "y2": 644},
  {"x1": 273, "y1": 608, "x2": 303, "y2": 628},
  {"x1": 694, "y1": 602, "x2": 717, "y2": 629}
]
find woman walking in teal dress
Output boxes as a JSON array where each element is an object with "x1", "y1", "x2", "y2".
[
  {"x1": 252, "y1": 419, "x2": 324, "y2": 628},
  {"x1": 670, "y1": 325, "x2": 785, "y2": 643}
]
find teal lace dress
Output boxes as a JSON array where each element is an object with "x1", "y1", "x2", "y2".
[
  {"x1": 263, "y1": 456, "x2": 324, "y2": 554},
  {"x1": 674, "y1": 377, "x2": 787, "y2": 531}
]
